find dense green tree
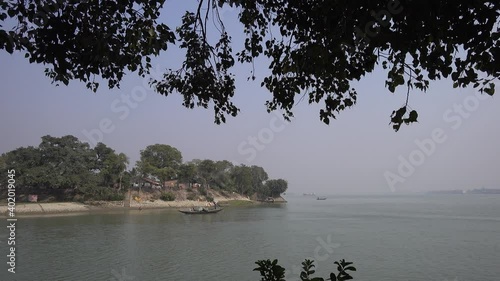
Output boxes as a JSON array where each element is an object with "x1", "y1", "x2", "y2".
[
  {"x1": 181, "y1": 159, "x2": 235, "y2": 189},
  {"x1": 93, "y1": 143, "x2": 129, "y2": 189},
  {"x1": 136, "y1": 144, "x2": 182, "y2": 187},
  {"x1": 196, "y1": 159, "x2": 216, "y2": 187},
  {"x1": 225, "y1": 164, "x2": 280, "y2": 196},
  {"x1": 2, "y1": 135, "x2": 132, "y2": 197},
  {"x1": 177, "y1": 163, "x2": 198, "y2": 185},
  {"x1": 230, "y1": 165, "x2": 254, "y2": 195},
  {"x1": 38, "y1": 135, "x2": 97, "y2": 189},
  {"x1": 264, "y1": 179, "x2": 288, "y2": 198},
  {"x1": 2, "y1": 146, "x2": 44, "y2": 188},
  {"x1": 94, "y1": 142, "x2": 115, "y2": 170},
  {"x1": 212, "y1": 160, "x2": 234, "y2": 189},
  {"x1": 250, "y1": 165, "x2": 269, "y2": 194},
  {"x1": 1, "y1": 1, "x2": 498, "y2": 129},
  {"x1": 178, "y1": 160, "x2": 280, "y2": 196},
  {"x1": 1, "y1": 135, "x2": 98, "y2": 190}
]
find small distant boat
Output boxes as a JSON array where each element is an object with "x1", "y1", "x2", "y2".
[
  {"x1": 316, "y1": 197, "x2": 327, "y2": 200},
  {"x1": 178, "y1": 207, "x2": 223, "y2": 214}
]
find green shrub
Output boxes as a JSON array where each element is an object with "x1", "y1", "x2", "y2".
[
  {"x1": 160, "y1": 192, "x2": 176, "y2": 201},
  {"x1": 205, "y1": 195, "x2": 214, "y2": 202},
  {"x1": 186, "y1": 193, "x2": 197, "y2": 201},
  {"x1": 106, "y1": 192, "x2": 125, "y2": 201},
  {"x1": 199, "y1": 187, "x2": 208, "y2": 196},
  {"x1": 78, "y1": 186, "x2": 125, "y2": 201}
]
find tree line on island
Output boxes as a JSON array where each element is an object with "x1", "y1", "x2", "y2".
[{"x1": 0, "y1": 135, "x2": 287, "y2": 202}]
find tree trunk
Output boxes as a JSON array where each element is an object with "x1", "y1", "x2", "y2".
[{"x1": 118, "y1": 174, "x2": 122, "y2": 191}]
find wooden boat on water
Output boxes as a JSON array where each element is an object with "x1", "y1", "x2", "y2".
[{"x1": 178, "y1": 207, "x2": 223, "y2": 214}]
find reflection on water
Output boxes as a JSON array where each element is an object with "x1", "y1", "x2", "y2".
[{"x1": 1, "y1": 195, "x2": 499, "y2": 281}]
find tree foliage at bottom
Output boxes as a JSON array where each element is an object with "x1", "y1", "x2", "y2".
[{"x1": 254, "y1": 259, "x2": 356, "y2": 281}]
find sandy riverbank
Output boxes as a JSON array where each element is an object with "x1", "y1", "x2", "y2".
[
  {"x1": 0, "y1": 196, "x2": 255, "y2": 216},
  {"x1": 0, "y1": 202, "x2": 93, "y2": 215},
  {"x1": 0, "y1": 192, "x2": 290, "y2": 216}
]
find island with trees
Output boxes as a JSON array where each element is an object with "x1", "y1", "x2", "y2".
[{"x1": 0, "y1": 135, "x2": 288, "y2": 213}]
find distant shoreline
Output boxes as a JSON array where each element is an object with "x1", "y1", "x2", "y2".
[{"x1": 426, "y1": 188, "x2": 500, "y2": 195}]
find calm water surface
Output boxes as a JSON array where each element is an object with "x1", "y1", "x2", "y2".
[{"x1": 1, "y1": 195, "x2": 499, "y2": 281}]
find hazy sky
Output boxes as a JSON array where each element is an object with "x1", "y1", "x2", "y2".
[{"x1": 0, "y1": 1, "x2": 499, "y2": 194}]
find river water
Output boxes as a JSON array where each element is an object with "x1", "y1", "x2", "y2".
[{"x1": 1, "y1": 195, "x2": 499, "y2": 281}]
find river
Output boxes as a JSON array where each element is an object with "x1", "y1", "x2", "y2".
[{"x1": 1, "y1": 194, "x2": 499, "y2": 281}]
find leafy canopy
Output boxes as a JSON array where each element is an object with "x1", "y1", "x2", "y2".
[
  {"x1": 264, "y1": 179, "x2": 288, "y2": 198},
  {"x1": 94, "y1": 142, "x2": 129, "y2": 188},
  {"x1": 0, "y1": 135, "x2": 125, "y2": 190},
  {"x1": 1, "y1": 0, "x2": 498, "y2": 130},
  {"x1": 137, "y1": 144, "x2": 183, "y2": 186},
  {"x1": 0, "y1": 0, "x2": 174, "y2": 90}
]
